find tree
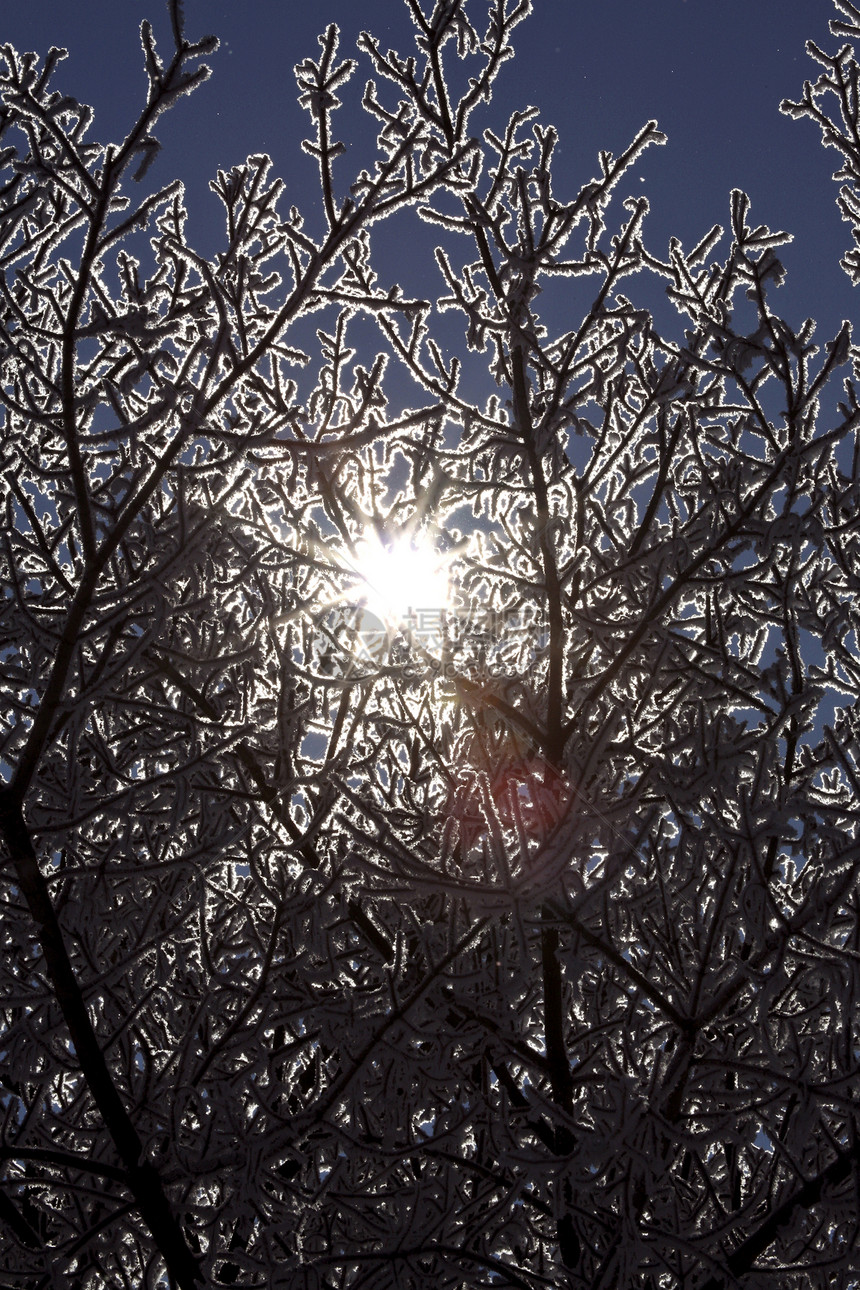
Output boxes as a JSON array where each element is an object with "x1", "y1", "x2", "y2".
[{"x1": 1, "y1": 0, "x2": 860, "y2": 1285}]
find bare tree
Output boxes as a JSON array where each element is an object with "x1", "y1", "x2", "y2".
[{"x1": 2, "y1": 1, "x2": 860, "y2": 1286}]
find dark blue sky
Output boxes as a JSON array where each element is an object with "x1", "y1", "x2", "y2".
[{"x1": 3, "y1": 0, "x2": 855, "y2": 345}]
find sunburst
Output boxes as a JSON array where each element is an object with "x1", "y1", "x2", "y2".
[{"x1": 347, "y1": 530, "x2": 450, "y2": 630}]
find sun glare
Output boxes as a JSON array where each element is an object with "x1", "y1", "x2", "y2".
[{"x1": 350, "y1": 531, "x2": 449, "y2": 629}]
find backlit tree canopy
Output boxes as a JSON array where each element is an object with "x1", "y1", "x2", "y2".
[{"x1": 2, "y1": 1, "x2": 860, "y2": 1286}]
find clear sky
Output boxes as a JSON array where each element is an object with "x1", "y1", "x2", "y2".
[{"x1": 2, "y1": 0, "x2": 855, "y2": 346}]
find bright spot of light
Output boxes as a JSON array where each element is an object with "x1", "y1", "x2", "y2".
[{"x1": 349, "y1": 531, "x2": 449, "y2": 628}]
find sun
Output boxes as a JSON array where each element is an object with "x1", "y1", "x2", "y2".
[{"x1": 348, "y1": 530, "x2": 450, "y2": 631}]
